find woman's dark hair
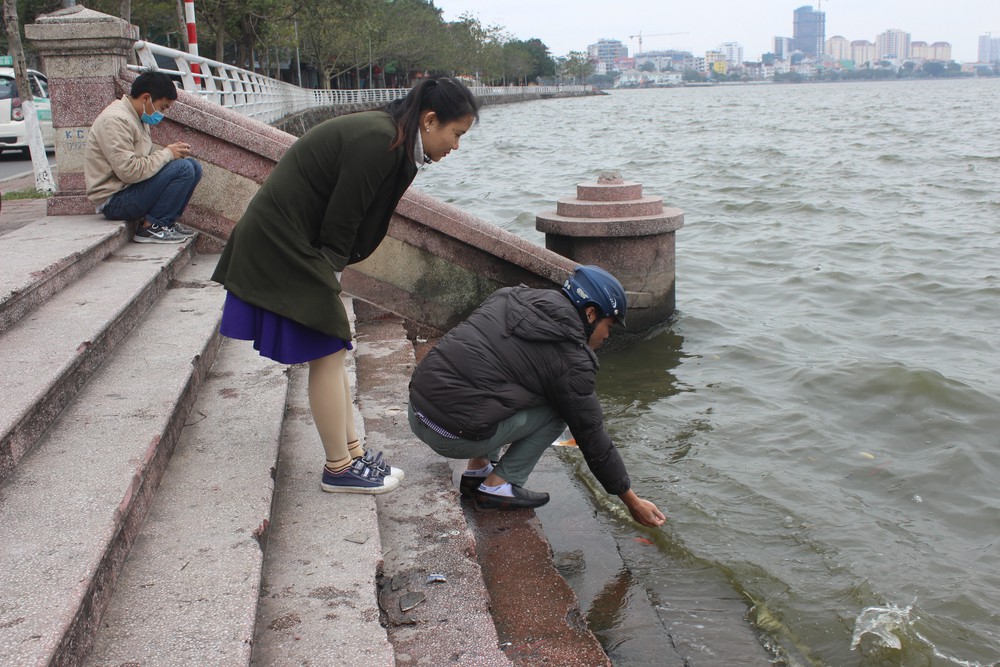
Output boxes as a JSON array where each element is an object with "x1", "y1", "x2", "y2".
[
  {"x1": 130, "y1": 70, "x2": 179, "y2": 102},
  {"x1": 386, "y1": 76, "x2": 479, "y2": 162}
]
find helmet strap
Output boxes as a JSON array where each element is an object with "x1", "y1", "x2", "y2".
[{"x1": 578, "y1": 306, "x2": 596, "y2": 339}]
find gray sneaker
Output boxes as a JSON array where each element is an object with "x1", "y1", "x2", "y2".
[
  {"x1": 171, "y1": 222, "x2": 198, "y2": 237},
  {"x1": 134, "y1": 224, "x2": 187, "y2": 244}
]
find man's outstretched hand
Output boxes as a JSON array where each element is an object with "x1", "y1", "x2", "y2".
[{"x1": 619, "y1": 489, "x2": 667, "y2": 528}]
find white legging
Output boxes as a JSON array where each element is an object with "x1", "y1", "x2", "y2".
[{"x1": 307, "y1": 349, "x2": 359, "y2": 467}]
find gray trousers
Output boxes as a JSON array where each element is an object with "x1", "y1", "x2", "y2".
[{"x1": 408, "y1": 402, "x2": 565, "y2": 487}]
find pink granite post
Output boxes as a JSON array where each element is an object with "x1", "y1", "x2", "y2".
[{"x1": 535, "y1": 172, "x2": 684, "y2": 332}]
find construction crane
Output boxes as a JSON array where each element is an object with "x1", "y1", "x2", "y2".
[{"x1": 628, "y1": 31, "x2": 689, "y2": 55}]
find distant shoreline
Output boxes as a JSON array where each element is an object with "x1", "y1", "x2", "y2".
[{"x1": 604, "y1": 75, "x2": 995, "y2": 91}]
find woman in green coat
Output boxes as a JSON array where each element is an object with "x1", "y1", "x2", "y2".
[{"x1": 212, "y1": 76, "x2": 479, "y2": 494}]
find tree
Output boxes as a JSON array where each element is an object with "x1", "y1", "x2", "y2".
[
  {"x1": 559, "y1": 50, "x2": 594, "y2": 84},
  {"x1": 502, "y1": 40, "x2": 533, "y2": 85},
  {"x1": 773, "y1": 71, "x2": 804, "y2": 83},
  {"x1": 438, "y1": 13, "x2": 489, "y2": 79},
  {"x1": 380, "y1": 0, "x2": 445, "y2": 85},
  {"x1": 2, "y1": 0, "x2": 562, "y2": 92},
  {"x1": 88, "y1": 0, "x2": 186, "y2": 49},
  {"x1": 922, "y1": 60, "x2": 945, "y2": 77},
  {"x1": 196, "y1": 0, "x2": 236, "y2": 61},
  {"x1": 588, "y1": 72, "x2": 615, "y2": 88},
  {"x1": 478, "y1": 26, "x2": 507, "y2": 84},
  {"x1": 519, "y1": 38, "x2": 555, "y2": 82},
  {"x1": 297, "y1": 0, "x2": 356, "y2": 87}
]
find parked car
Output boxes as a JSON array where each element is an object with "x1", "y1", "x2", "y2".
[{"x1": 0, "y1": 55, "x2": 54, "y2": 157}]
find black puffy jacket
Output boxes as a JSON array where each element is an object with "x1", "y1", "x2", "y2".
[{"x1": 408, "y1": 286, "x2": 630, "y2": 495}]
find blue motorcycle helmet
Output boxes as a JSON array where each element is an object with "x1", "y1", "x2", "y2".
[{"x1": 562, "y1": 265, "x2": 627, "y2": 326}]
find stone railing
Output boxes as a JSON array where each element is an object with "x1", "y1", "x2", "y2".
[{"x1": 132, "y1": 41, "x2": 594, "y2": 125}]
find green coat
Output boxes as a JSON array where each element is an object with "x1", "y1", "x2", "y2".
[{"x1": 212, "y1": 111, "x2": 418, "y2": 340}]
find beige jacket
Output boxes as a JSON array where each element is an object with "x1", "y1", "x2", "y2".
[{"x1": 84, "y1": 96, "x2": 173, "y2": 207}]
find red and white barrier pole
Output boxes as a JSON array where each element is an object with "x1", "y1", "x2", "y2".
[{"x1": 183, "y1": 0, "x2": 202, "y2": 82}]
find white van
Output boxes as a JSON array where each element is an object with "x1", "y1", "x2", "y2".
[{"x1": 0, "y1": 55, "x2": 54, "y2": 157}]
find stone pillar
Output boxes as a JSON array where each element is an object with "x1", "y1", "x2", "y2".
[
  {"x1": 25, "y1": 6, "x2": 139, "y2": 215},
  {"x1": 535, "y1": 172, "x2": 684, "y2": 333}
]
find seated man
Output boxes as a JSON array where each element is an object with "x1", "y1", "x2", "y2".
[
  {"x1": 85, "y1": 70, "x2": 202, "y2": 244},
  {"x1": 408, "y1": 265, "x2": 667, "y2": 528}
]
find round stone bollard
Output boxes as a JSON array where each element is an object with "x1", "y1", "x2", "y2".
[{"x1": 535, "y1": 171, "x2": 684, "y2": 334}]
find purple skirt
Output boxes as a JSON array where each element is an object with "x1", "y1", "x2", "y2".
[{"x1": 219, "y1": 291, "x2": 353, "y2": 364}]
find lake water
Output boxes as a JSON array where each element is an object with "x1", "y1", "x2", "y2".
[{"x1": 414, "y1": 79, "x2": 1000, "y2": 666}]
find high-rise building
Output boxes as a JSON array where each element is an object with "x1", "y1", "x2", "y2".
[
  {"x1": 929, "y1": 42, "x2": 952, "y2": 61},
  {"x1": 719, "y1": 42, "x2": 744, "y2": 64},
  {"x1": 908, "y1": 41, "x2": 951, "y2": 61},
  {"x1": 774, "y1": 36, "x2": 793, "y2": 60},
  {"x1": 793, "y1": 5, "x2": 825, "y2": 59},
  {"x1": 826, "y1": 35, "x2": 851, "y2": 61},
  {"x1": 979, "y1": 34, "x2": 1000, "y2": 63},
  {"x1": 876, "y1": 29, "x2": 910, "y2": 60},
  {"x1": 851, "y1": 40, "x2": 876, "y2": 66},
  {"x1": 704, "y1": 50, "x2": 723, "y2": 71},
  {"x1": 587, "y1": 39, "x2": 629, "y2": 71}
]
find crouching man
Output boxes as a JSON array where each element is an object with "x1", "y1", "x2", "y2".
[{"x1": 408, "y1": 265, "x2": 666, "y2": 528}]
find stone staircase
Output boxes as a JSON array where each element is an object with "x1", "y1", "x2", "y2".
[
  {"x1": 0, "y1": 213, "x2": 585, "y2": 666},
  {"x1": 0, "y1": 214, "x2": 250, "y2": 664},
  {"x1": 0, "y1": 212, "x2": 383, "y2": 664}
]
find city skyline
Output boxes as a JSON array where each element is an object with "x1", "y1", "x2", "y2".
[{"x1": 434, "y1": 0, "x2": 998, "y2": 63}]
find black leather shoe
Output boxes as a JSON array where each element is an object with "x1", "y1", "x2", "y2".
[
  {"x1": 459, "y1": 474, "x2": 487, "y2": 498},
  {"x1": 472, "y1": 485, "x2": 550, "y2": 511}
]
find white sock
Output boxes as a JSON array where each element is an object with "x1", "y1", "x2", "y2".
[
  {"x1": 463, "y1": 463, "x2": 494, "y2": 477},
  {"x1": 479, "y1": 482, "x2": 514, "y2": 497}
]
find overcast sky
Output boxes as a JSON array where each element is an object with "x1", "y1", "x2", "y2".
[{"x1": 433, "y1": 1, "x2": 998, "y2": 63}]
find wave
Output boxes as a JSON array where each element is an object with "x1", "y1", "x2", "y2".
[
  {"x1": 852, "y1": 602, "x2": 996, "y2": 667},
  {"x1": 959, "y1": 154, "x2": 1000, "y2": 163}
]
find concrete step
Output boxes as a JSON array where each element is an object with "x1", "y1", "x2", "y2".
[
  {"x1": 250, "y1": 298, "x2": 394, "y2": 665},
  {"x1": 0, "y1": 232, "x2": 197, "y2": 481},
  {"x1": 0, "y1": 215, "x2": 127, "y2": 335},
  {"x1": 353, "y1": 317, "x2": 514, "y2": 666},
  {"x1": 86, "y1": 336, "x2": 287, "y2": 666},
  {"x1": 0, "y1": 255, "x2": 223, "y2": 666},
  {"x1": 250, "y1": 344, "x2": 393, "y2": 666}
]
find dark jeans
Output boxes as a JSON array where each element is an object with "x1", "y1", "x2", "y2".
[{"x1": 102, "y1": 158, "x2": 202, "y2": 228}]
